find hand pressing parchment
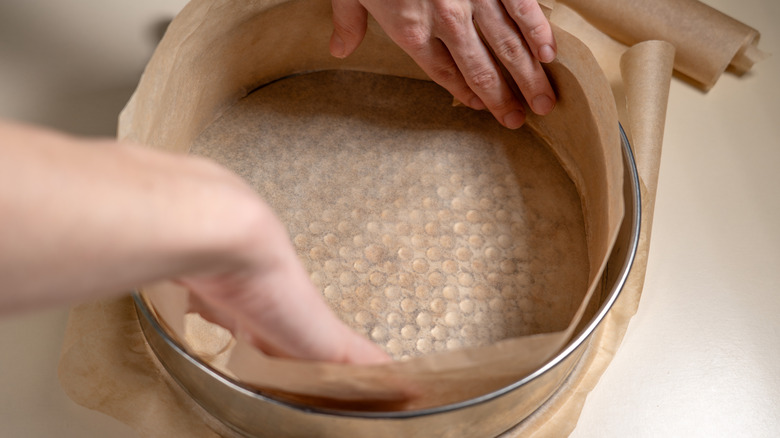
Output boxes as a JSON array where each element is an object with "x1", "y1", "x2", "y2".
[{"x1": 329, "y1": 0, "x2": 557, "y2": 129}]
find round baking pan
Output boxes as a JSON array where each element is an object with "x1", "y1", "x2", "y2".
[{"x1": 133, "y1": 125, "x2": 640, "y2": 438}]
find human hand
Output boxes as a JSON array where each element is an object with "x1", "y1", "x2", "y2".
[
  {"x1": 0, "y1": 120, "x2": 388, "y2": 365},
  {"x1": 177, "y1": 199, "x2": 391, "y2": 365},
  {"x1": 329, "y1": 0, "x2": 557, "y2": 129},
  {"x1": 156, "y1": 155, "x2": 390, "y2": 365}
]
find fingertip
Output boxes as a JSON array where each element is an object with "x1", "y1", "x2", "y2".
[
  {"x1": 365, "y1": 347, "x2": 393, "y2": 365},
  {"x1": 468, "y1": 96, "x2": 487, "y2": 111},
  {"x1": 330, "y1": 31, "x2": 348, "y2": 59},
  {"x1": 330, "y1": 0, "x2": 367, "y2": 59},
  {"x1": 538, "y1": 44, "x2": 556, "y2": 63},
  {"x1": 502, "y1": 109, "x2": 526, "y2": 129},
  {"x1": 348, "y1": 336, "x2": 393, "y2": 365},
  {"x1": 532, "y1": 94, "x2": 555, "y2": 115}
]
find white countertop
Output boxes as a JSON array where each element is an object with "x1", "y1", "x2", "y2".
[
  {"x1": 1, "y1": 0, "x2": 778, "y2": 436},
  {"x1": 573, "y1": 1, "x2": 780, "y2": 435}
]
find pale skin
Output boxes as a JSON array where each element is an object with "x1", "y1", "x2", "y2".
[
  {"x1": 0, "y1": 120, "x2": 388, "y2": 364},
  {"x1": 330, "y1": 0, "x2": 556, "y2": 129},
  {"x1": 2, "y1": 0, "x2": 553, "y2": 364}
]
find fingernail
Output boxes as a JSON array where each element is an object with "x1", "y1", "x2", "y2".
[
  {"x1": 533, "y1": 94, "x2": 555, "y2": 115},
  {"x1": 539, "y1": 45, "x2": 556, "y2": 63},
  {"x1": 503, "y1": 110, "x2": 526, "y2": 129},
  {"x1": 469, "y1": 96, "x2": 486, "y2": 110},
  {"x1": 330, "y1": 32, "x2": 346, "y2": 58}
]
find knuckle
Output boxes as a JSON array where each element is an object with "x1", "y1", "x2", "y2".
[
  {"x1": 429, "y1": 61, "x2": 461, "y2": 84},
  {"x1": 434, "y1": 5, "x2": 470, "y2": 38},
  {"x1": 471, "y1": 0, "x2": 489, "y2": 10},
  {"x1": 510, "y1": 0, "x2": 538, "y2": 18},
  {"x1": 468, "y1": 68, "x2": 501, "y2": 91},
  {"x1": 493, "y1": 37, "x2": 528, "y2": 62},
  {"x1": 528, "y1": 23, "x2": 548, "y2": 41},
  {"x1": 396, "y1": 24, "x2": 430, "y2": 52}
]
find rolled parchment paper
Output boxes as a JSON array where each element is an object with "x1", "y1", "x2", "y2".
[{"x1": 559, "y1": 0, "x2": 765, "y2": 90}]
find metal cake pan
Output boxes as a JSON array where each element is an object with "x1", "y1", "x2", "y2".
[{"x1": 133, "y1": 125, "x2": 639, "y2": 438}]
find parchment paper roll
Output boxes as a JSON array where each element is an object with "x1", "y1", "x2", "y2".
[{"x1": 559, "y1": 0, "x2": 764, "y2": 90}]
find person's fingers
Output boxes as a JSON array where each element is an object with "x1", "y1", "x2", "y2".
[
  {"x1": 330, "y1": 0, "x2": 369, "y2": 58},
  {"x1": 333, "y1": 320, "x2": 394, "y2": 364},
  {"x1": 367, "y1": 6, "x2": 486, "y2": 112},
  {"x1": 188, "y1": 290, "x2": 239, "y2": 333},
  {"x1": 500, "y1": 0, "x2": 557, "y2": 63},
  {"x1": 473, "y1": 1, "x2": 556, "y2": 115},
  {"x1": 430, "y1": 3, "x2": 527, "y2": 128},
  {"x1": 179, "y1": 206, "x2": 391, "y2": 366},
  {"x1": 186, "y1": 270, "x2": 391, "y2": 365},
  {"x1": 235, "y1": 263, "x2": 392, "y2": 364},
  {"x1": 401, "y1": 36, "x2": 487, "y2": 111}
]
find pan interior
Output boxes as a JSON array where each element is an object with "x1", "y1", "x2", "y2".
[{"x1": 188, "y1": 70, "x2": 590, "y2": 361}]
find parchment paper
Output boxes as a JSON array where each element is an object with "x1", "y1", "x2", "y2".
[
  {"x1": 168, "y1": 68, "x2": 594, "y2": 410},
  {"x1": 140, "y1": 43, "x2": 619, "y2": 412},
  {"x1": 500, "y1": 37, "x2": 677, "y2": 438},
  {"x1": 104, "y1": 0, "x2": 627, "y2": 412},
  {"x1": 58, "y1": 0, "x2": 764, "y2": 436},
  {"x1": 558, "y1": 0, "x2": 767, "y2": 90}
]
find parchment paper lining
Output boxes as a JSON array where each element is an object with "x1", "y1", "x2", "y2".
[
  {"x1": 188, "y1": 70, "x2": 590, "y2": 361},
  {"x1": 128, "y1": 0, "x2": 623, "y2": 410},
  {"x1": 55, "y1": 0, "x2": 766, "y2": 435}
]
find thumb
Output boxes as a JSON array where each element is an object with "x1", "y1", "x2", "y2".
[{"x1": 330, "y1": 0, "x2": 368, "y2": 59}]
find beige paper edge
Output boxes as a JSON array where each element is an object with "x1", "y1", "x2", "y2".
[
  {"x1": 620, "y1": 41, "x2": 676, "y2": 204},
  {"x1": 499, "y1": 35, "x2": 677, "y2": 438}
]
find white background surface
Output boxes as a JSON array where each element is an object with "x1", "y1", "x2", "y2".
[{"x1": 1, "y1": 0, "x2": 778, "y2": 436}]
